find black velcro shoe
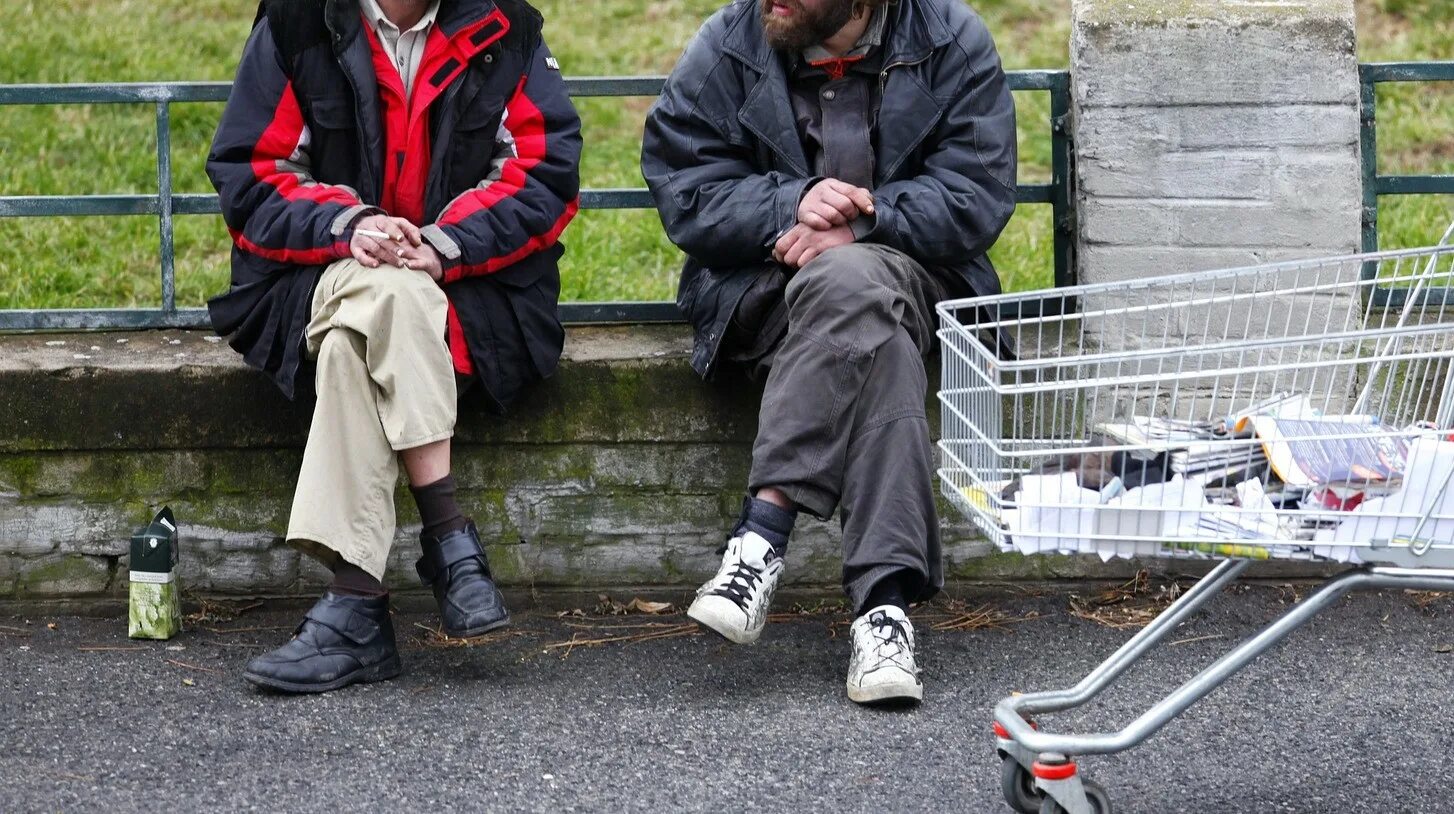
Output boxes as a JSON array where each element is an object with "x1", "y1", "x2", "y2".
[
  {"x1": 417, "y1": 521, "x2": 510, "y2": 638},
  {"x1": 243, "y1": 592, "x2": 401, "y2": 694}
]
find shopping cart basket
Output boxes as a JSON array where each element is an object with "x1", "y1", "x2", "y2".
[{"x1": 936, "y1": 231, "x2": 1454, "y2": 814}]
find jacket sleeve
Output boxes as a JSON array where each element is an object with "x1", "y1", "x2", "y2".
[
  {"x1": 423, "y1": 40, "x2": 583, "y2": 284},
  {"x1": 641, "y1": 28, "x2": 813, "y2": 267},
  {"x1": 858, "y1": 14, "x2": 1017, "y2": 264},
  {"x1": 206, "y1": 20, "x2": 377, "y2": 267}
]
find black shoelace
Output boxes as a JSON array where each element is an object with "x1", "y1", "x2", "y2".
[
  {"x1": 865, "y1": 611, "x2": 914, "y2": 671},
  {"x1": 712, "y1": 562, "x2": 764, "y2": 609}
]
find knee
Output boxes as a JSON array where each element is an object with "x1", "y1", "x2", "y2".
[
  {"x1": 786, "y1": 245, "x2": 896, "y2": 317},
  {"x1": 366, "y1": 269, "x2": 448, "y2": 322},
  {"x1": 316, "y1": 327, "x2": 367, "y2": 377}
]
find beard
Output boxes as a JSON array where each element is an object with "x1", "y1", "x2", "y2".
[{"x1": 760, "y1": 0, "x2": 859, "y2": 51}]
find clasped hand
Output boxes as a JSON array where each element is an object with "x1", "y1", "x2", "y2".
[
  {"x1": 349, "y1": 214, "x2": 444, "y2": 281},
  {"x1": 772, "y1": 179, "x2": 875, "y2": 269}
]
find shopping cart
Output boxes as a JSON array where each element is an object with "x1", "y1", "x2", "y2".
[{"x1": 936, "y1": 229, "x2": 1454, "y2": 814}]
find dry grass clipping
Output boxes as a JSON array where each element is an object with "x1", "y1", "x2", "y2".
[
  {"x1": 1069, "y1": 570, "x2": 1184, "y2": 630},
  {"x1": 411, "y1": 622, "x2": 533, "y2": 649},
  {"x1": 1408, "y1": 590, "x2": 1449, "y2": 612}
]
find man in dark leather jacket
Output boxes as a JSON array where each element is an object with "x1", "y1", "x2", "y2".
[
  {"x1": 642, "y1": 0, "x2": 1015, "y2": 704},
  {"x1": 209, "y1": 0, "x2": 581, "y2": 693}
]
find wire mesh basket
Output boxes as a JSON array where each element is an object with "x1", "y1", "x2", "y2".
[{"x1": 938, "y1": 245, "x2": 1454, "y2": 569}]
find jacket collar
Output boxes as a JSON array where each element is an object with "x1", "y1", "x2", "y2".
[
  {"x1": 325, "y1": 0, "x2": 505, "y2": 43},
  {"x1": 721, "y1": 0, "x2": 952, "y2": 72}
]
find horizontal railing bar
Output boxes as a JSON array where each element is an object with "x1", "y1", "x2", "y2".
[
  {"x1": 0, "y1": 71, "x2": 1067, "y2": 107},
  {"x1": 0, "y1": 82, "x2": 232, "y2": 105},
  {"x1": 0, "y1": 296, "x2": 1057, "y2": 331},
  {"x1": 1373, "y1": 174, "x2": 1454, "y2": 195},
  {"x1": 579, "y1": 188, "x2": 654, "y2": 209},
  {"x1": 1362, "y1": 61, "x2": 1454, "y2": 83},
  {"x1": 0, "y1": 194, "x2": 222, "y2": 217},
  {"x1": 2, "y1": 183, "x2": 1058, "y2": 217},
  {"x1": 558, "y1": 302, "x2": 682, "y2": 323},
  {"x1": 0, "y1": 308, "x2": 213, "y2": 331},
  {"x1": 0, "y1": 303, "x2": 692, "y2": 330},
  {"x1": 563, "y1": 76, "x2": 664, "y2": 97}
]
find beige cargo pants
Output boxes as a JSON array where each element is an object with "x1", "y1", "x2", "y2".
[{"x1": 286, "y1": 258, "x2": 457, "y2": 580}]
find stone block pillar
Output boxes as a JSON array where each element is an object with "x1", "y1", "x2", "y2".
[{"x1": 1071, "y1": 0, "x2": 1362, "y2": 282}]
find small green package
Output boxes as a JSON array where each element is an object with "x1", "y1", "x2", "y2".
[{"x1": 129, "y1": 507, "x2": 182, "y2": 640}]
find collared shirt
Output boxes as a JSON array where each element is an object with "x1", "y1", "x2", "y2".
[
  {"x1": 787, "y1": 5, "x2": 889, "y2": 192},
  {"x1": 359, "y1": 0, "x2": 441, "y2": 104}
]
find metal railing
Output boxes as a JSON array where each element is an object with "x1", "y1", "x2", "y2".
[
  {"x1": 0, "y1": 71, "x2": 1072, "y2": 331},
  {"x1": 1360, "y1": 61, "x2": 1454, "y2": 307}
]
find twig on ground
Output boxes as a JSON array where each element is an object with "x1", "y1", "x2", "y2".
[
  {"x1": 924, "y1": 604, "x2": 1036, "y2": 633},
  {"x1": 543, "y1": 623, "x2": 699, "y2": 658},
  {"x1": 203, "y1": 625, "x2": 291, "y2": 634},
  {"x1": 165, "y1": 658, "x2": 224, "y2": 675},
  {"x1": 184, "y1": 598, "x2": 263, "y2": 626},
  {"x1": 1068, "y1": 570, "x2": 1187, "y2": 630},
  {"x1": 560, "y1": 621, "x2": 687, "y2": 631},
  {"x1": 40, "y1": 769, "x2": 95, "y2": 782},
  {"x1": 1408, "y1": 590, "x2": 1448, "y2": 611},
  {"x1": 410, "y1": 622, "x2": 532, "y2": 649},
  {"x1": 77, "y1": 645, "x2": 146, "y2": 652},
  {"x1": 1169, "y1": 634, "x2": 1225, "y2": 647}
]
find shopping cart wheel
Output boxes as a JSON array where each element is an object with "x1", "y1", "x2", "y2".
[
  {"x1": 1000, "y1": 756, "x2": 1043, "y2": 813},
  {"x1": 1037, "y1": 779, "x2": 1112, "y2": 814}
]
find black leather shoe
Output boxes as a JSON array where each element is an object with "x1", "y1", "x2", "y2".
[
  {"x1": 243, "y1": 592, "x2": 401, "y2": 694},
  {"x1": 417, "y1": 521, "x2": 509, "y2": 637}
]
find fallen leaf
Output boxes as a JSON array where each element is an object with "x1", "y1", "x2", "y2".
[
  {"x1": 182, "y1": 678, "x2": 196, "y2": 687},
  {"x1": 625, "y1": 598, "x2": 674, "y2": 615},
  {"x1": 46, "y1": 623, "x2": 57, "y2": 630},
  {"x1": 1435, "y1": 643, "x2": 1453, "y2": 654}
]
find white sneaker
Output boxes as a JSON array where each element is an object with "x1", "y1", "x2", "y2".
[
  {"x1": 846, "y1": 605, "x2": 923, "y2": 705},
  {"x1": 686, "y1": 532, "x2": 784, "y2": 644}
]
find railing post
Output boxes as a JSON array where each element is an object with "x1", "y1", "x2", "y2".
[
  {"x1": 1050, "y1": 71, "x2": 1074, "y2": 291},
  {"x1": 155, "y1": 99, "x2": 176, "y2": 316}
]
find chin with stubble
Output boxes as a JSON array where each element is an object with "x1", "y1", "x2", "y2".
[{"x1": 759, "y1": 0, "x2": 858, "y2": 51}]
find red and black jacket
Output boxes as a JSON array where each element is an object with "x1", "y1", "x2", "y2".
[{"x1": 207, "y1": 0, "x2": 582, "y2": 409}]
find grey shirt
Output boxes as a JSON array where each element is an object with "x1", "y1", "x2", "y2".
[{"x1": 786, "y1": 6, "x2": 888, "y2": 235}]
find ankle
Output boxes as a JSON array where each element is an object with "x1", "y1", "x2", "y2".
[
  {"x1": 412, "y1": 475, "x2": 467, "y2": 540},
  {"x1": 859, "y1": 575, "x2": 910, "y2": 617},
  {"x1": 330, "y1": 560, "x2": 387, "y2": 598},
  {"x1": 735, "y1": 494, "x2": 796, "y2": 555}
]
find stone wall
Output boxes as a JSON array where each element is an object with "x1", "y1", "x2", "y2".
[{"x1": 5, "y1": 328, "x2": 1180, "y2": 601}]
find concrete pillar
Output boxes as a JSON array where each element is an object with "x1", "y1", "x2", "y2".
[
  {"x1": 1064, "y1": 0, "x2": 1365, "y2": 419},
  {"x1": 1071, "y1": 0, "x2": 1361, "y2": 282}
]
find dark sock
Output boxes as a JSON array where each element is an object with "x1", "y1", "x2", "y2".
[
  {"x1": 860, "y1": 573, "x2": 910, "y2": 616},
  {"x1": 733, "y1": 495, "x2": 796, "y2": 556},
  {"x1": 411, "y1": 475, "x2": 467, "y2": 540},
  {"x1": 330, "y1": 560, "x2": 387, "y2": 598}
]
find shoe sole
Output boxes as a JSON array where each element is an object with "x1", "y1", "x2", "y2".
[
  {"x1": 847, "y1": 681, "x2": 924, "y2": 706},
  {"x1": 243, "y1": 654, "x2": 403, "y2": 695},
  {"x1": 441, "y1": 613, "x2": 511, "y2": 639},
  {"x1": 687, "y1": 599, "x2": 761, "y2": 645}
]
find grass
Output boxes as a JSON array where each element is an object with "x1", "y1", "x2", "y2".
[{"x1": 0, "y1": 0, "x2": 1447, "y2": 311}]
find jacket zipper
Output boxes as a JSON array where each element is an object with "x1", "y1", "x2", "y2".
[{"x1": 878, "y1": 53, "x2": 931, "y2": 96}]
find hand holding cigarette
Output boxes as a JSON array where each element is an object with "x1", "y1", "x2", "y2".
[{"x1": 349, "y1": 215, "x2": 422, "y2": 269}]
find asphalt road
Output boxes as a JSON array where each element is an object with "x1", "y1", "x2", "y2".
[{"x1": 3, "y1": 582, "x2": 1453, "y2": 813}]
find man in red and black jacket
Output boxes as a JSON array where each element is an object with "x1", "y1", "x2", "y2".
[{"x1": 207, "y1": 0, "x2": 581, "y2": 693}]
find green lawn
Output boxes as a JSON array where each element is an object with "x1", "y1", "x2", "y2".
[{"x1": 0, "y1": 0, "x2": 1447, "y2": 310}]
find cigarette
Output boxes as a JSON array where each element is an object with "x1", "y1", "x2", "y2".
[{"x1": 355, "y1": 228, "x2": 396, "y2": 241}]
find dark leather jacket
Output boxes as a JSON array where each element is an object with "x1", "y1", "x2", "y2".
[{"x1": 641, "y1": 0, "x2": 1017, "y2": 377}]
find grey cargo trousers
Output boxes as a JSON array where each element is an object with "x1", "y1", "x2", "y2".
[{"x1": 734, "y1": 243, "x2": 950, "y2": 611}]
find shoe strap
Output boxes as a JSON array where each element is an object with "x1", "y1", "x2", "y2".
[
  {"x1": 416, "y1": 524, "x2": 491, "y2": 586},
  {"x1": 302, "y1": 597, "x2": 383, "y2": 646}
]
